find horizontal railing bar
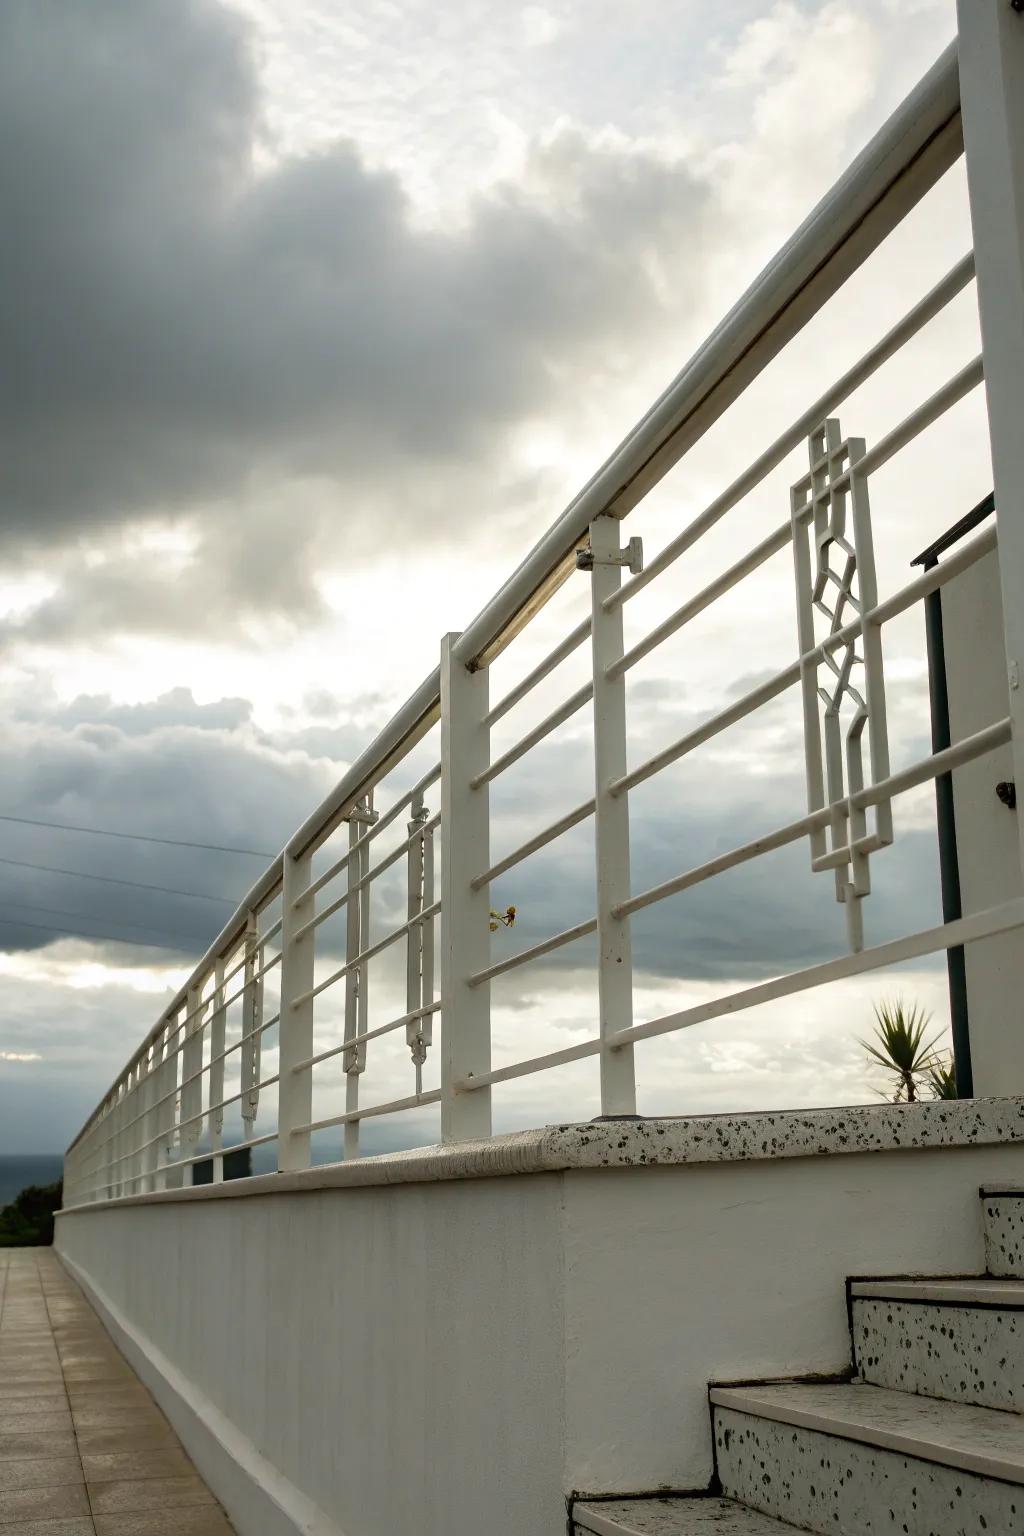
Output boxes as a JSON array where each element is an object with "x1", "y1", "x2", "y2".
[
  {"x1": 296, "y1": 1087, "x2": 443, "y2": 1137},
  {"x1": 612, "y1": 520, "x2": 998, "y2": 798},
  {"x1": 615, "y1": 717, "x2": 1012, "y2": 918},
  {"x1": 609, "y1": 250, "x2": 976, "y2": 611},
  {"x1": 290, "y1": 1001, "x2": 441, "y2": 1074},
  {"x1": 454, "y1": 1036, "x2": 601, "y2": 1092},
  {"x1": 77, "y1": 1007, "x2": 286, "y2": 1158},
  {"x1": 296, "y1": 814, "x2": 440, "y2": 942},
  {"x1": 455, "y1": 42, "x2": 961, "y2": 669},
  {"x1": 472, "y1": 684, "x2": 593, "y2": 789},
  {"x1": 291, "y1": 901, "x2": 442, "y2": 1010},
  {"x1": 65, "y1": 48, "x2": 964, "y2": 1159},
  {"x1": 469, "y1": 917, "x2": 597, "y2": 987},
  {"x1": 174, "y1": 1073, "x2": 281, "y2": 1137},
  {"x1": 795, "y1": 354, "x2": 984, "y2": 498},
  {"x1": 304, "y1": 763, "x2": 442, "y2": 903},
  {"x1": 168, "y1": 1130, "x2": 279, "y2": 1173},
  {"x1": 454, "y1": 897, "x2": 1024, "y2": 1095},
  {"x1": 612, "y1": 898, "x2": 1024, "y2": 1051},
  {"x1": 216, "y1": 920, "x2": 281, "y2": 996},
  {"x1": 471, "y1": 798, "x2": 596, "y2": 890},
  {"x1": 485, "y1": 618, "x2": 592, "y2": 727},
  {"x1": 609, "y1": 520, "x2": 793, "y2": 680}
]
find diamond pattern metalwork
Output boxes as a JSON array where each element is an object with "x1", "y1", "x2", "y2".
[{"x1": 792, "y1": 418, "x2": 892, "y2": 951}]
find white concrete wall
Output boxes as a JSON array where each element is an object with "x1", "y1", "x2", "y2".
[
  {"x1": 58, "y1": 1175, "x2": 567, "y2": 1536},
  {"x1": 942, "y1": 546, "x2": 1024, "y2": 1094},
  {"x1": 56, "y1": 1112, "x2": 1024, "y2": 1533}
]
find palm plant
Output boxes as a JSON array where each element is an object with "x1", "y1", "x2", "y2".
[
  {"x1": 863, "y1": 998, "x2": 941, "y2": 1103},
  {"x1": 926, "y1": 1055, "x2": 958, "y2": 1100}
]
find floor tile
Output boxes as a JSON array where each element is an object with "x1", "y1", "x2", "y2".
[
  {"x1": 87, "y1": 1478, "x2": 216, "y2": 1516},
  {"x1": 0, "y1": 1415, "x2": 72, "y2": 1436},
  {"x1": 73, "y1": 1428, "x2": 174, "y2": 1457},
  {"x1": 0, "y1": 1521, "x2": 94, "y2": 1534},
  {"x1": 0, "y1": 1482, "x2": 92, "y2": 1523},
  {"x1": 68, "y1": 1411, "x2": 163, "y2": 1434},
  {"x1": 1, "y1": 1255, "x2": 233, "y2": 1532},
  {"x1": 81, "y1": 1450, "x2": 191, "y2": 1484},
  {"x1": 93, "y1": 1510, "x2": 232, "y2": 1535},
  {"x1": 0, "y1": 1458, "x2": 83, "y2": 1492},
  {"x1": 0, "y1": 1430, "x2": 78, "y2": 1461}
]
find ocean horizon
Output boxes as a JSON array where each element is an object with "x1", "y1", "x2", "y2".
[{"x1": 0, "y1": 1154, "x2": 63, "y2": 1208}]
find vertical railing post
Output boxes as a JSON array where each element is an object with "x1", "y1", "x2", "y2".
[
  {"x1": 440, "y1": 631, "x2": 492, "y2": 1142},
  {"x1": 113, "y1": 1080, "x2": 127, "y2": 1197},
  {"x1": 407, "y1": 793, "x2": 430, "y2": 1096},
  {"x1": 142, "y1": 1031, "x2": 163, "y2": 1194},
  {"x1": 209, "y1": 958, "x2": 226, "y2": 1182},
  {"x1": 341, "y1": 799, "x2": 374, "y2": 1158},
  {"x1": 129, "y1": 1057, "x2": 147, "y2": 1194},
  {"x1": 588, "y1": 515, "x2": 638, "y2": 1116},
  {"x1": 278, "y1": 846, "x2": 315, "y2": 1172},
  {"x1": 958, "y1": 0, "x2": 1024, "y2": 891},
  {"x1": 155, "y1": 1012, "x2": 178, "y2": 1191},
  {"x1": 180, "y1": 985, "x2": 205, "y2": 1186},
  {"x1": 343, "y1": 796, "x2": 375, "y2": 1158},
  {"x1": 240, "y1": 913, "x2": 263, "y2": 1146}
]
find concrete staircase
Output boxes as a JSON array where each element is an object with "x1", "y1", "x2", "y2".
[{"x1": 573, "y1": 1186, "x2": 1024, "y2": 1536}]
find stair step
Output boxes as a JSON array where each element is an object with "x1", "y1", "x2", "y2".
[
  {"x1": 712, "y1": 1382, "x2": 1024, "y2": 1534},
  {"x1": 850, "y1": 1277, "x2": 1024, "y2": 1412},
  {"x1": 572, "y1": 1496, "x2": 797, "y2": 1534},
  {"x1": 982, "y1": 1187, "x2": 1024, "y2": 1276}
]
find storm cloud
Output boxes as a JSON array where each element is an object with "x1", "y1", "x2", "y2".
[{"x1": 0, "y1": 0, "x2": 715, "y2": 622}]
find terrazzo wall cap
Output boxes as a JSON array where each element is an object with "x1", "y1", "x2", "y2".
[
  {"x1": 712, "y1": 1383, "x2": 1024, "y2": 1535},
  {"x1": 573, "y1": 1496, "x2": 791, "y2": 1535},
  {"x1": 852, "y1": 1279, "x2": 1024, "y2": 1412},
  {"x1": 982, "y1": 1189, "x2": 1024, "y2": 1276}
]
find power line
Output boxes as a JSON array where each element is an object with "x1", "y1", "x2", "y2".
[
  {"x1": 0, "y1": 899, "x2": 206, "y2": 949},
  {"x1": 0, "y1": 915, "x2": 198, "y2": 955},
  {"x1": 0, "y1": 854, "x2": 236, "y2": 905},
  {"x1": 0, "y1": 812, "x2": 274, "y2": 859}
]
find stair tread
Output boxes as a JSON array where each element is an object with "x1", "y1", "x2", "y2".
[
  {"x1": 573, "y1": 1496, "x2": 796, "y2": 1534},
  {"x1": 711, "y1": 1381, "x2": 1024, "y2": 1483},
  {"x1": 851, "y1": 1276, "x2": 1024, "y2": 1306}
]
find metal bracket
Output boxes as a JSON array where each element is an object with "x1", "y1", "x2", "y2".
[
  {"x1": 576, "y1": 535, "x2": 643, "y2": 576},
  {"x1": 348, "y1": 804, "x2": 380, "y2": 827}
]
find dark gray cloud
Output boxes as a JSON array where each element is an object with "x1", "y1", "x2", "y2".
[
  {"x1": 0, "y1": 0, "x2": 714, "y2": 635},
  {"x1": 0, "y1": 686, "x2": 338, "y2": 956}
]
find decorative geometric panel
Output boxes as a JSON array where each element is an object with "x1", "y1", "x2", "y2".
[{"x1": 791, "y1": 418, "x2": 893, "y2": 952}]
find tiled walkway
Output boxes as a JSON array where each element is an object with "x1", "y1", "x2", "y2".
[{"x1": 0, "y1": 1249, "x2": 235, "y2": 1534}]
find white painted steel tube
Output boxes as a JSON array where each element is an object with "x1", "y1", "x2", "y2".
[
  {"x1": 471, "y1": 682, "x2": 593, "y2": 789},
  {"x1": 485, "y1": 618, "x2": 592, "y2": 727},
  {"x1": 453, "y1": 42, "x2": 961, "y2": 670},
  {"x1": 793, "y1": 355, "x2": 984, "y2": 494},
  {"x1": 64, "y1": 45, "x2": 962, "y2": 1163},
  {"x1": 468, "y1": 916, "x2": 597, "y2": 987},
  {"x1": 291, "y1": 901, "x2": 442, "y2": 1011},
  {"x1": 471, "y1": 797, "x2": 596, "y2": 889},
  {"x1": 616, "y1": 718, "x2": 1012, "y2": 920},
  {"x1": 609, "y1": 520, "x2": 794, "y2": 680},
  {"x1": 611, "y1": 899, "x2": 1024, "y2": 1051},
  {"x1": 295, "y1": 813, "x2": 441, "y2": 943},
  {"x1": 296, "y1": 1088, "x2": 442, "y2": 1138},
  {"x1": 609, "y1": 251, "x2": 975, "y2": 611},
  {"x1": 290, "y1": 1002, "x2": 441, "y2": 1076},
  {"x1": 612, "y1": 521, "x2": 999, "y2": 797}
]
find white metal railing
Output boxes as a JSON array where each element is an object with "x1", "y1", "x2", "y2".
[{"x1": 63, "y1": 9, "x2": 1024, "y2": 1206}]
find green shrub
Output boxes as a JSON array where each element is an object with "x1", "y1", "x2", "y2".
[{"x1": 0, "y1": 1179, "x2": 63, "y2": 1247}]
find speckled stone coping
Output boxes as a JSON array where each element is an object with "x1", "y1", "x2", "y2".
[{"x1": 56, "y1": 1096, "x2": 1024, "y2": 1214}]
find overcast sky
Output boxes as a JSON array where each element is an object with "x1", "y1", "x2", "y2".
[{"x1": 1, "y1": 0, "x2": 993, "y2": 1159}]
